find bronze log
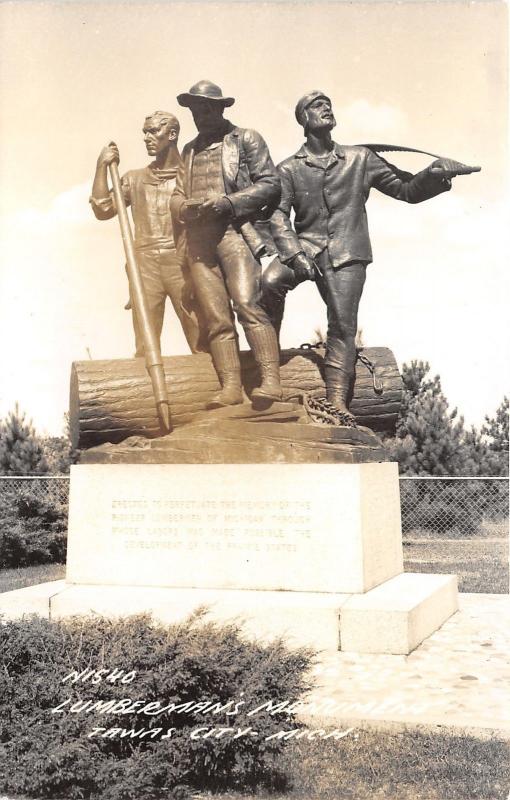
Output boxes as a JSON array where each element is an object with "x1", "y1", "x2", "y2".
[{"x1": 70, "y1": 347, "x2": 402, "y2": 450}]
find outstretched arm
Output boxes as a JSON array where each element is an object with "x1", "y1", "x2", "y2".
[{"x1": 366, "y1": 149, "x2": 452, "y2": 204}]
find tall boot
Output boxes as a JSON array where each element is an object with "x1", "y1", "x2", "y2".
[
  {"x1": 207, "y1": 339, "x2": 243, "y2": 409},
  {"x1": 259, "y1": 295, "x2": 285, "y2": 344},
  {"x1": 324, "y1": 364, "x2": 354, "y2": 417},
  {"x1": 245, "y1": 325, "x2": 283, "y2": 403}
]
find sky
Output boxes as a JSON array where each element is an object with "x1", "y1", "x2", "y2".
[{"x1": 0, "y1": 0, "x2": 508, "y2": 435}]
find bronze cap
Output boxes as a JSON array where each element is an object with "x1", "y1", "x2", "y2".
[{"x1": 295, "y1": 90, "x2": 331, "y2": 126}]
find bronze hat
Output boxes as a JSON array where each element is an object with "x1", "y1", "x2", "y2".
[
  {"x1": 177, "y1": 80, "x2": 235, "y2": 108},
  {"x1": 295, "y1": 90, "x2": 331, "y2": 126}
]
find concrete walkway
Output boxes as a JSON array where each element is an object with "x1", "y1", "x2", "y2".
[{"x1": 303, "y1": 593, "x2": 510, "y2": 736}]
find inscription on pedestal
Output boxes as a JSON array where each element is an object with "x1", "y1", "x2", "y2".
[
  {"x1": 111, "y1": 498, "x2": 312, "y2": 553},
  {"x1": 66, "y1": 463, "x2": 403, "y2": 593}
]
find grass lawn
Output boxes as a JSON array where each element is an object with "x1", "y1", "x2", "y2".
[
  {"x1": 403, "y1": 537, "x2": 509, "y2": 593},
  {"x1": 0, "y1": 730, "x2": 508, "y2": 800},
  {"x1": 215, "y1": 730, "x2": 510, "y2": 800},
  {"x1": 286, "y1": 731, "x2": 510, "y2": 800},
  {"x1": 403, "y1": 520, "x2": 508, "y2": 540},
  {"x1": 0, "y1": 563, "x2": 65, "y2": 593}
]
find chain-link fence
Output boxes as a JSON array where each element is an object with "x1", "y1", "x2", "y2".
[
  {"x1": 0, "y1": 476, "x2": 70, "y2": 506},
  {"x1": 400, "y1": 477, "x2": 508, "y2": 594},
  {"x1": 1, "y1": 475, "x2": 507, "y2": 535},
  {"x1": 400, "y1": 477, "x2": 508, "y2": 538}
]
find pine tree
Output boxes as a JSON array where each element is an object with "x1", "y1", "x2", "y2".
[
  {"x1": 387, "y1": 361, "x2": 480, "y2": 476},
  {"x1": 480, "y1": 396, "x2": 509, "y2": 476},
  {"x1": 0, "y1": 405, "x2": 49, "y2": 476}
]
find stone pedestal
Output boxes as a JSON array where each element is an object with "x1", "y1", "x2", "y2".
[
  {"x1": 0, "y1": 462, "x2": 458, "y2": 654},
  {"x1": 66, "y1": 462, "x2": 403, "y2": 595}
]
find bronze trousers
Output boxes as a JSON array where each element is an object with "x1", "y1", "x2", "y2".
[
  {"x1": 130, "y1": 246, "x2": 208, "y2": 357},
  {"x1": 262, "y1": 250, "x2": 366, "y2": 375},
  {"x1": 188, "y1": 228, "x2": 272, "y2": 345}
]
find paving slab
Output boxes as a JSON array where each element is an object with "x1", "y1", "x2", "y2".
[{"x1": 303, "y1": 593, "x2": 510, "y2": 736}]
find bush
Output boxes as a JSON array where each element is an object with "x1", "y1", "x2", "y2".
[
  {"x1": 0, "y1": 612, "x2": 314, "y2": 799},
  {"x1": 40, "y1": 434, "x2": 78, "y2": 475},
  {"x1": 0, "y1": 487, "x2": 67, "y2": 568}
]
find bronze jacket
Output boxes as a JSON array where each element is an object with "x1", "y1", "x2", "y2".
[
  {"x1": 170, "y1": 123, "x2": 281, "y2": 253},
  {"x1": 270, "y1": 143, "x2": 451, "y2": 268}
]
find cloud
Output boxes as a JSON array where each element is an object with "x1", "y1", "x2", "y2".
[
  {"x1": 1, "y1": 182, "x2": 93, "y2": 239},
  {"x1": 369, "y1": 189, "x2": 509, "y2": 254}
]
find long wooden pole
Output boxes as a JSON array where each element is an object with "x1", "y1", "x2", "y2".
[{"x1": 108, "y1": 158, "x2": 171, "y2": 432}]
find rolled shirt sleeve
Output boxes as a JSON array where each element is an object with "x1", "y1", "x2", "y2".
[{"x1": 89, "y1": 173, "x2": 131, "y2": 220}]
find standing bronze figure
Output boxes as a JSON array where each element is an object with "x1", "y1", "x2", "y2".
[
  {"x1": 107, "y1": 159, "x2": 171, "y2": 431},
  {"x1": 90, "y1": 111, "x2": 207, "y2": 357},
  {"x1": 171, "y1": 80, "x2": 283, "y2": 408},
  {"x1": 263, "y1": 91, "x2": 479, "y2": 423}
]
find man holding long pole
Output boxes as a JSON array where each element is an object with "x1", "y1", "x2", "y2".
[
  {"x1": 90, "y1": 111, "x2": 207, "y2": 358},
  {"x1": 90, "y1": 111, "x2": 206, "y2": 431},
  {"x1": 107, "y1": 158, "x2": 171, "y2": 431}
]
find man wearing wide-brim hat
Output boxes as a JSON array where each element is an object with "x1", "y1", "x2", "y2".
[{"x1": 170, "y1": 80, "x2": 283, "y2": 408}]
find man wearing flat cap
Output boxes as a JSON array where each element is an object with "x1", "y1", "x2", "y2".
[
  {"x1": 264, "y1": 90, "x2": 475, "y2": 422},
  {"x1": 170, "y1": 79, "x2": 283, "y2": 408}
]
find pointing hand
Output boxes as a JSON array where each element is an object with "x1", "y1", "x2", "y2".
[{"x1": 429, "y1": 158, "x2": 481, "y2": 178}]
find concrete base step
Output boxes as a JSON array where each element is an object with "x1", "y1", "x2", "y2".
[{"x1": 0, "y1": 571, "x2": 458, "y2": 655}]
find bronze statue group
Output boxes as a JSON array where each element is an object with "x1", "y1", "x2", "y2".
[{"x1": 91, "y1": 80, "x2": 478, "y2": 426}]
